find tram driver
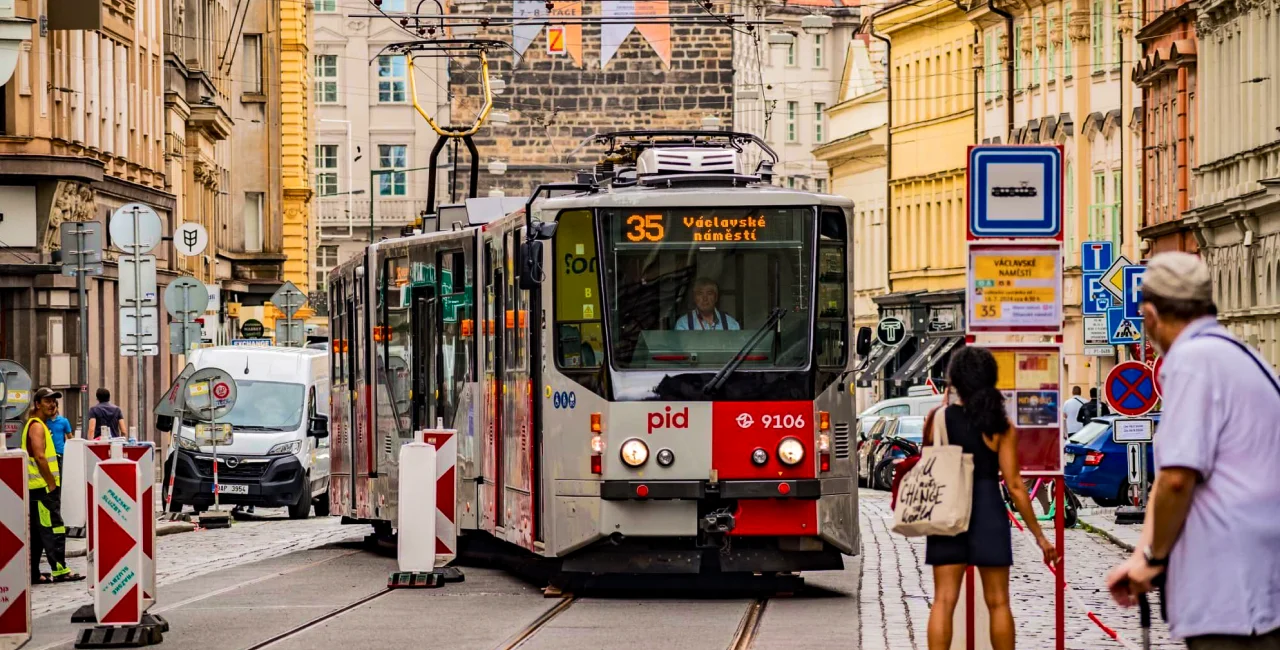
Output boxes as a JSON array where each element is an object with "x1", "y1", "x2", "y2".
[{"x1": 674, "y1": 278, "x2": 741, "y2": 331}]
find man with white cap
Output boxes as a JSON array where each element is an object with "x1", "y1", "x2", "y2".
[{"x1": 1106, "y1": 252, "x2": 1280, "y2": 649}]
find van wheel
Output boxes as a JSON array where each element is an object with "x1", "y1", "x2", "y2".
[
  {"x1": 288, "y1": 484, "x2": 311, "y2": 520},
  {"x1": 313, "y1": 488, "x2": 331, "y2": 517}
]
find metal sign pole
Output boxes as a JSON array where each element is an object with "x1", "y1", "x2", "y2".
[
  {"x1": 132, "y1": 206, "x2": 147, "y2": 441},
  {"x1": 75, "y1": 225, "x2": 91, "y2": 431}
]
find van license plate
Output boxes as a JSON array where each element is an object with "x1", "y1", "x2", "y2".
[{"x1": 218, "y1": 484, "x2": 249, "y2": 495}]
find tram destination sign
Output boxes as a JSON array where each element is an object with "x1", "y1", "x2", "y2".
[{"x1": 611, "y1": 208, "x2": 807, "y2": 245}]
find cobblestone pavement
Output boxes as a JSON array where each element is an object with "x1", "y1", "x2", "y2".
[
  {"x1": 30, "y1": 509, "x2": 368, "y2": 618},
  {"x1": 857, "y1": 489, "x2": 1181, "y2": 649}
]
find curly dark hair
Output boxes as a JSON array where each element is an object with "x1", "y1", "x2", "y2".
[{"x1": 946, "y1": 346, "x2": 1011, "y2": 437}]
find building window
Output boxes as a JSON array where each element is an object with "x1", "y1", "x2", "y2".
[
  {"x1": 786, "y1": 101, "x2": 798, "y2": 142},
  {"x1": 815, "y1": 178, "x2": 827, "y2": 194},
  {"x1": 316, "y1": 245, "x2": 339, "y2": 292},
  {"x1": 1063, "y1": 2, "x2": 1073, "y2": 75},
  {"x1": 1091, "y1": 171, "x2": 1106, "y2": 239},
  {"x1": 787, "y1": 177, "x2": 796, "y2": 189},
  {"x1": 787, "y1": 40, "x2": 796, "y2": 67},
  {"x1": 315, "y1": 144, "x2": 339, "y2": 196},
  {"x1": 1111, "y1": 0, "x2": 1122, "y2": 67},
  {"x1": 814, "y1": 34, "x2": 824, "y2": 68},
  {"x1": 380, "y1": 0, "x2": 404, "y2": 9},
  {"x1": 1031, "y1": 15, "x2": 1041, "y2": 85},
  {"x1": 1047, "y1": 13, "x2": 1056, "y2": 81},
  {"x1": 314, "y1": 54, "x2": 338, "y2": 104},
  {"x1": 377, "y1": 55, "x2": 407, "y2": 103},
  {"x1": 244, "y1": 192, "x2": 264, "y2": 252},
  {"x1": 814, "y1": 102, "x2": 826, "y2": 143},
  {"x1": 1065, "y1": 162, "x2": 1075, "y2": 262},
  {"x1": 313, "y1": 0, "x2": 335, "y2": 11},
  {"x1": 377, "y1": 144, "x2": 407, "y2": 196},
  {"x1": 1013, "y1": 23, "x2": 1024, "y2": 89},
  {"x1": 243, "y1": 34, "x2": 263, "y2": 94},
  {"x1": 1111, "y1": 170, "x2": 1122, "y2": 242},
  {"x1": 984, "y1": 31, "x2": 995, "y2": 97},
  {"x1": 1091, "y1": 0, "x2": 1103, "y2": 71}
]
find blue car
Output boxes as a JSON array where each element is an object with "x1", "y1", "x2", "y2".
[{"x1": 1064, "y1": 414, "x2": 1159, "y2": 507}]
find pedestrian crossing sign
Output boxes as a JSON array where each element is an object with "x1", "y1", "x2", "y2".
[{"x1": 1106, "y1": 306, "x2": 1142, "y2": 344}]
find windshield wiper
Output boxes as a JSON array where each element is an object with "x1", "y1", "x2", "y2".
[
  {"x1": 233, "y1": 425, "x2": 292, "y2": 432},
  {"x1": 703, "y1": 307, "x2": 786, "y2": 396}
]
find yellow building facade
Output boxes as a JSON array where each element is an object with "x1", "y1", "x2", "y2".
[
  {"x1": 857, "y1": 0, "x2": 976, "y2": 399},
  {"x1": 278, "y1": 0, "x2": 315, "y2": 322}
]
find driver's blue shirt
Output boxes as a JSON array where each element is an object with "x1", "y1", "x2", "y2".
[{"x1": 674, "y1": 310, "x2": 741, "y2": 331}]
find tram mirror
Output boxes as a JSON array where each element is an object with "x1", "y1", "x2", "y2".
[
  {"x1": 518, "y1": 240, "x2": 544, "y2": 290},
  {"x1": 309, "y1": 414, "x2": 330, "y2": 438},
  {"x1": 856, "y1": 327, "x2": 872, "y2": 357},
  {"x1": 531, "y1": 221, "x2": 558, "y2": 240}
]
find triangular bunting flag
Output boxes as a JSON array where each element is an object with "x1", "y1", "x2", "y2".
[
  {"x1": 634, "y1": 0, "x2": 670, "y2": 67},
  {"x1": 600, "y1": 0, "x2": 635, "y2": 68}
]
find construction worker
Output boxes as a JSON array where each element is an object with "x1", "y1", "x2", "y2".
[{"x1": 24, "y1": 388, "x2": 84, "y2": 584}]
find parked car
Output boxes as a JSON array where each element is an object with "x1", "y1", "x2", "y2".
[
  {"x1": 857, "y1": 418, "x2": 893, "y2": 487},
  {"x1": 859, "y1": 386, "x2": 946, "y2": 420},
  {"x1": 1064, "y1": 414, "x2": 1159, "y2": 507},
  {"x1": 871, "y1": 415, "x2": 925, "y2": 490}
]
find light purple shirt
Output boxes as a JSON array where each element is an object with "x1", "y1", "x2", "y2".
[{"x1": 1154, "y1": 316, "x2": 1280, "y2": 640}]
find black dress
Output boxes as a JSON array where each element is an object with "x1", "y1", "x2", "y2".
[{"x1": 924, "y1": 405, "x2": 1013, "y2": 567}]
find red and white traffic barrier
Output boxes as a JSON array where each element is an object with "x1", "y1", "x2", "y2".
[
  {"x1": 93, "y1": 457, "x2": 143, "y2": 626},
  {"x1": 397, "y1": 442, "x2": 437, "y2": 573},
  {"x1": 0, "y1": 450, "x2": 30, "y2": 646},
  {"x1": 122, "y1": 444, "x2": 156, "y2": 609},
  {"x1": 419, "y1": 429, "x2": 457, "y2": 566},
  {"x1": 63, "y1": 439, "x2": 90, "y2": 531},
  {"x1": 83, "y1": 440, "x2": 112, "y2": 597}
]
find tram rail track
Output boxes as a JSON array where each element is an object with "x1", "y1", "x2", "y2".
[
  {"x1": 493, "y1": 595, "x2": 579, "y2": 650},
  {"x1": 243, "y1": 586, "x2": 396, "y2": 650},
  {"x1": 728, "y1": 599, "x2": 768, "y2": 650}
]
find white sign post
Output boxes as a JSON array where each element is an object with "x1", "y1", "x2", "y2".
[{"x1": 111, "y1": 203, "x2": 163, "y2": 442}]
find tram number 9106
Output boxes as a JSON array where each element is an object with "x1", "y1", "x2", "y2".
[{"x1": 762, "y1": 414, "x2": 806, "y2": 429}]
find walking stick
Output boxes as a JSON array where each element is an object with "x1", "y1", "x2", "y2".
[{"x1": 1139, "y1": 593, "x2": 1152, "y2": 650}]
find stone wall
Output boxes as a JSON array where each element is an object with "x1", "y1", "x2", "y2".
[{"x1": 448, "y1": 3, "x2": 735, "y2": 196}]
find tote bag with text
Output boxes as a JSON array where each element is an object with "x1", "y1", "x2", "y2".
[{"x1": 891, "y1": 406, "x2": 974, "y2": 537}]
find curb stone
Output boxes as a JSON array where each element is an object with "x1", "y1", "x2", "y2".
[{"x1": 1078, "y1": 518, "x2": 1136, "y2": 553}]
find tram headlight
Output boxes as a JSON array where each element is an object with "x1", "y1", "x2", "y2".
[
  {"x1": 751, "y1": 448, "x2": 769, "y2": 466},
  {"x1": 777, "y1": 437, "x2": 805, "y2": 466},
  {"x1": 620, "y1": 439, "x2": 649, "y2": 467},
  {"x1": 656, "y1": 448, "x2": 675, "y2": 467}
]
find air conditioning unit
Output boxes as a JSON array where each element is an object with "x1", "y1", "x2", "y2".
[{"x1": 636, "y1": 147, "x2": 740, "y2": 176}]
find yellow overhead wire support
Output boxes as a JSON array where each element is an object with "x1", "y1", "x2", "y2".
[{"x1": 407, "y1": 50, "x2": 493, "y2": 138}]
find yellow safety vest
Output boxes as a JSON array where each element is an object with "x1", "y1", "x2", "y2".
[{"x1": 21, "y1": 418, "x2": 60, "y2": 490}]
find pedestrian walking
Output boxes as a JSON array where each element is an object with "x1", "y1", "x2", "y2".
[
  {"x1": 46, "y1": 399, "x2": 73, "y2": 467},
  {"x1": 87, "y1": 388, "x2": 126, "y2": 439},
  {"x1": 1106, "y1": 252, "x2": 1280, "y2": 649},
  {"x1": 921, "y1": 347, "x2": 1057, "y2": 650},
  {"x1": 1076, "y1": 387, "x2": 1100, "y2": 425},
  {"x1": 23, "y1": 388, "x2": 84, "y2": 584},
  {"x1": 1062, "y1": 386, "x2": 1086, "y2": 437}
]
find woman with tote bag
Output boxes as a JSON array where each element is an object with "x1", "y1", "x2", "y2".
[{"x1": 907, "y1": 347, "x2": 1058, "y2": 650}]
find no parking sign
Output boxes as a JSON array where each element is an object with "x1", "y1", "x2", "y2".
[{"x1": 1105, "y1": 361, "x2": 1159, "y2": 417}]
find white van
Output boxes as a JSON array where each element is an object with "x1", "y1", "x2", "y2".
[
  {"x1": 858, "y1": 386, "x2": 946, "y2": 436},
  {"x1": 164, "y1": 346, "x2": 330, "y2": 519}
]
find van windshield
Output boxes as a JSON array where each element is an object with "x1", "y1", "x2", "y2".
[{"x1": 184, "y1": 381, "x2": 305, "y2": 430}]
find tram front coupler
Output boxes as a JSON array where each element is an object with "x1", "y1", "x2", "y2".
[{"x1": 699, "y1": 508, "x2": 735, "y2": 539}]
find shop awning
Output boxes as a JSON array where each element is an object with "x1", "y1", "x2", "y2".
[
  {"x1": 889, "y1": 335, "x2": 963, "y2": 385},
  {"x1": 855, "y1": 335, "x2": 914, "y2": 387}
]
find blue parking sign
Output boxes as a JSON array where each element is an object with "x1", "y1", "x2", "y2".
[
  {"x1": 1082, "y1": 273, "x2": 1112, "y2": 316},
  {"x1": 1081, "y1": 241, "x2": 1113, "y2": 274},
  {"x1": 1123, "y1": 265, "x2": 1145, "y2": 320}
]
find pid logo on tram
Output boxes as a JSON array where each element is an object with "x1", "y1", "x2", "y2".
[{"x1": 647, "y1": 406, "x2": 690, "y2": 434}]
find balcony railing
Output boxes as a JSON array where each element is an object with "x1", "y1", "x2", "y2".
[{"x1": 316, "y1": 197, "x2": 430, "y2": 227}]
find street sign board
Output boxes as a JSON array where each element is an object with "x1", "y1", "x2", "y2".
[
  {"x1": 1123, "y1": 265, "x2": 1146, "y2": 320},
  {"x1": 59, "y1": 221, "x2": 104, "y2": 277},
  {"x1": 876, "y1": 317, "x2": 906, "y2": 346},
  {"x1": 1099, "y1": 255, "x2": 1134, "y2": 301},
  {"x1": 241, "y1": 320, "x2": 265, "y2": 338},
  {"x1": 205, "y1": 284, "x2": 221, "y2": 315},
  {"x1": 173, "y1": 222, "x2": 209, "y2": 257},
  {"x1": 119, "y1": 307, "x2": 160, "y2": 346},
  {"x1": 1107, "y1": 306, "x2": 1143, "y2": 344},
  {"x1": 185, "y1": 367, "x2": 238, "y2": 420},
  {"x1": 1113, "y1": 418, "x2": 1154, "y2": 443},
  {"x1": 231, "y1": 338, "x2": 271, "y2": 347},
  {"x1": 164, "y1": 277, "x2": 210, "y2": 320},
  {"x1": 966, "y1": 145, "x2": 1064, "y2": 239},
  {"x1": 275, "y1": 321, "x2": 304, "y2": 347},
  {"x1": 270, "y1": 281, "x2": 307, "y2": 319},
  {"x1": 547, "y1": 25, "x2": 566, "y2": 54},
  {"x1": 108, "y1": 203, "x2": 163, "y2": 255},
  {"x1": 1084, "y1": 345, "x2": 1116, "y2": 357},
  {"x1": 119, "y1": 345, "x2": 159, "y2": 357},
  {"x1": 1105, "y1": 361, "x2": 1159, "y2": 417},
  {"x1": 0, "y1": 360, "x2": 32, "y2": 422},
  {"x1": 1083, "y1": 316, "x2": 1109, "y2": 345},
  {"x1": 168, "y1": 323, "x2": 203, "y2": 354},
  {"x1": 1080, "y1": 241, "x2": 1114, "y2": 274},
  {"x1": 119, "y1": 256, "x2": 158, "y2": 307},
  {"x1": 1126, "y1": 442, "x2": 1146, "y2": 485},
  {"x1": 1152, "y1": 356, "x2": 1164, "y2": 398},
  {"x1": 966, "y1": 244, "x2": 1063, "y2": 333},
  {"x1": 154, "y1": 364, "x2": 196, "y2": 418},
  {"x1": 1082, "y1": 272, "x2": 1116, "y2": 316}
]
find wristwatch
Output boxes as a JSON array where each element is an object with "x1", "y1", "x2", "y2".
[{"x1": 1143, "y1": 545, "x2": 1168, "y2": 568}]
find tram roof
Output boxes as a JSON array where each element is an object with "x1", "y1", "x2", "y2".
[{"x1": 534, "y1": 183, "x2": 853, "y2": 214}]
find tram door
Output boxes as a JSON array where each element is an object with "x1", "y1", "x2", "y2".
[
  {"x1": 345, "y1": 274, "x2": 363, "y2": 516},
  {"x1": 483, "y1": 237, "x2": 506, "y2": 530},
  {"x1": 410, "y1": 285, "x2": 437, "y2": 431}
]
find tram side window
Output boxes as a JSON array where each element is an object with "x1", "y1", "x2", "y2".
[
  {"x1": 330, "y1": 281, "x2": 344, "y2": 383},
  {"x1": 553, "y1": 210, "x2": 603, "y2": 369},
  {"x1": 437, "y1": 249, "x2": 473, "y2": 425},
  {"x1": 377, "y1": 252, "x2": 413, "y2": 438},
  {"x1": 816, "y1": 208, "x2": 848, "y2": 367}
]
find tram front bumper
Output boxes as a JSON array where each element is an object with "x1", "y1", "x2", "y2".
[{"x1": 599, "y1": 479, "x2": 823, "y2": 501}]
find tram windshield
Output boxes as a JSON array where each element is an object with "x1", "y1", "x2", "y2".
[{"x1": 598, "y1": 207, "x2": 814, "y2": 370}]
